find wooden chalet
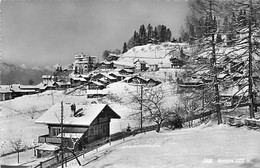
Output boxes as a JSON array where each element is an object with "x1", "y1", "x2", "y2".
[
  {"x1": 119, "y1": 69, "x2": 134, "y2": 75},
  {"x1": 35, "y1": 82, "x2": 56, "y2": 92},
  {"x1": 125, "y1": 75, "x2": 148, "y2": 85},
  {"x1": 177, "y1": 77, "x2": 205, "y2": 92},
  {"x1": 134, "y1": 60, "x2": 148, "y2": 71},
  {"x1": 124, "y1": 76, "x2": 161, "y2": 87},
  {"x1": 98, "y1": 78, "x2": 110, "y2": 85},
  {"x1": 98, "y1": 61, "x2": 114, "y2": 70},
  {"x1": 220, "y1": 85, "x2": 248, "y2": 108},
  {"x1": 147, "y1": 78, "x2": 162, "y2": 87},
  {"x1": 70, "y1": 77, "x2": 87, "y2": 86},
  {"x1": 85, "y1": 90, "x2": 108, "y2": 98},
  {"x1": 113, "y1": 61, "x2": 135, "y2": 70},
  {"x1": 87, "y1": 81, "x2": 106, "y2": 90},
  {"x1": 42, "y1": 75, "x2": 55, "y2": 84},
  {"x1": 35, "y1": 103, "x2": 121, "y2": 154},
  {"x1": 148, "y1": 64, "x2": 159, "y2": 71},
  {"x1": 55, "y1": 81, "x2": 71, "y2": 89},
  {"x1": 91, "y1": 73, "x2": 117, "y2": 83},
  {"x1": 109, "y1": 72, "x2": 125, "y2": 81},
  {"x1": 10, "y1": 84, "x2": 38, "y2": 98},
  {"x1": 170, "y1": 57, "x2": 185, "y2": 68},
  {"x1": 0, "y1": 85, "x2": 12, "y2": 101},
  {"x1": 107, "y1": 53, "x2": 120, "y2": 61}
]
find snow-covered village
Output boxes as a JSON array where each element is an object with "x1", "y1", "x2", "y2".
[{"x1": 1, "y1": 0, "x2": 260, "y2": 168}]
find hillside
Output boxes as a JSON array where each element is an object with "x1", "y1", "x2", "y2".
[
  {"x1": 115, "y1": 42, "x2": 189, "y2": 67},
  {"x1": 60, "y1": 125, "x2": 260, "y2": 168},
  {"x1": 0, "y1": 61, "x2": 54, "y2": 85}
]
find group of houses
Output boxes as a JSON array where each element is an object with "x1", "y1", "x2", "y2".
[
  {"x1": 176, "y1": 53, "x2": 260, "y2": 109},
  {"x1": 34, "y1": 74, "x2": 162, "y2": 158},
  {"x1": 0, "y1": 75, "x2": 71, "y2": 101}
]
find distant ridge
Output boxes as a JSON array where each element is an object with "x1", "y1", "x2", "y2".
[{"x1": 0, "y1": 62, "x2": 54, "y2": 85}]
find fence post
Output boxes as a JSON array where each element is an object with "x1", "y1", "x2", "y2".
[{"x1": 109, "y1": 137, "x2": 111, "y2": 146}]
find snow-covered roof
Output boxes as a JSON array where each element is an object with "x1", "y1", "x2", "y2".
[
  {"x1": 113, "y1": 61, "x2": 134, "y2": 67},
  {"x1": 86, "y1": 90, "x2": 108, "y2": 95},
  {"x1": 101, "y1": 73, "x2": 116, "y2": 80},
  {"x1": 119, "y1": 69, "x2": 134, "y2": 73},
  {"x1": 71, "y1": 77, "x2": 87, "y2": 82},
  {"x1": 36, "y1": 143, "x2": 59, "y2": 151},
  {"x1": 100, "y1": 61, "x2": 114, "y2": 65},
  {"x1": 217, "y1": 73, "x2": 229, "y2": 79},
  {"x1": 99, "y1": 78, "x2": 109, "y2": 83},
  {"x1": 0, "y1": 85, "x2": 12, "y2": 93},
  {"x1": 0, "y1": 88, "x2": 12, "y2": 93},
  {"x1": 109, "y1": 72, "x2": 124, "y2": 77},
  {"x1": 42, "y1": 75, "x2": 53, "y2": 79},
  {"x1": 79, "y1": 74, "x2": 90, "y2": 78},
  {"x1": 220, "y1": 86, "x2": 248, "y2": 97},
  {"x1": 20, "y1": 85, "x2": 38, "y2": 89},
  {"x1": 90, "y1": 81, "x2": 105, "y2": 86},
  {"x1": 35, "y1": 103, "x2": 120, "y2": 126}
]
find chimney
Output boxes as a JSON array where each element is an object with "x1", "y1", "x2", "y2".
[{"x1": 70, "y1": 103, "x2": 76, "y2": 117}]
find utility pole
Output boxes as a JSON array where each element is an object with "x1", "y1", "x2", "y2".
[
  {"x1": 61, "y1": 101, "x2": 64, "y2": 168},
  {"x1": 248, "y1": 0, "x2": 255, "y2": 119},
  {"x1": 210, "y1": 0, "x2": 222, "y2": 124},
  {"x1": 140, "y1": 85, "x2": 143, "y2": 132}
]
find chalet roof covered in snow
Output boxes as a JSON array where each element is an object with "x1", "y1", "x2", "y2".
[
  {"x1": 113, "y1": 60, "x2": 134, "y2": 68},
  {"x1": 0, "y1": 85, "x2": 12, "y2": 93},
  {"x1": 35, "y1": 103, "x2": 120, "y2": 126},
  {"x1": 36, "y1": 143, "x2": 59, "y2": 151},
  {"x1": 90, "y1": 81, "x2": 105, "y2": 86},
  {"x1": 71, "y1": 77, "x2": 87, "y2": 82},
  {"x1": 220, "y1": 86, "x2": 248, "y2": 97}
]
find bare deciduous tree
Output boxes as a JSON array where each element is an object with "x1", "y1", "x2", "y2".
[
  {"x1": 9, "y1": 136, "x2": 26, "y2": 163},
  {"x1": 128, "y1": 86, "x2": 176, "y2": 132},
  {"x1": 28, "y1": 105, "x2": 37, "y2": 119}
]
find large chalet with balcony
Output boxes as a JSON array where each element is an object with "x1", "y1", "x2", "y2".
[{"x1": 35, "y1": 103, "x2": 120, "y2": 156}]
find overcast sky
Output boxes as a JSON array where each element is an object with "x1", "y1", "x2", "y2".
[{"x1": 1, "y1": 0, "x2": 189, "y2": 67}]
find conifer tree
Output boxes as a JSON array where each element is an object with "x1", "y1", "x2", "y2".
[
  {"x1": 122, "y1": 42, "x2": 128, "y2": 54},
  {"x1": 147, "y1": 24, "x2": 153, "y2": 41}
]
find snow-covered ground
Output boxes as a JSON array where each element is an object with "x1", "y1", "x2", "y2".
[
  {"x1": 59, "y1": 125, "x2": 260, "y2": 168},
  {"x1": 0, "y1": 81, "x2": 150, "y2": 156},
  {"x1": 115, "y1": 42, "x2": 190, "y2": 68}
]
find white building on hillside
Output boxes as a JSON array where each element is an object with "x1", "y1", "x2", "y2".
[{"x1": 74, "y1": 53, "x2": 97, "y2": 74}]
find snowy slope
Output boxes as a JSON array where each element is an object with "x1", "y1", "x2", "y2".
[
  {"x1": 59, "y1": 125, "x2": 260, "y2": 168},
  {"x1": 115, "y1": 42, "x2": 189, "y2": 68}
]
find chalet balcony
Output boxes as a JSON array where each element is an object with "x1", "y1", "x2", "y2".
[
  {"x1": 38, "y1": 134, "x2": 74, "y2": 148},
  {"x1": 38, "y1": 134, "x2": 61, "y2": 144}
]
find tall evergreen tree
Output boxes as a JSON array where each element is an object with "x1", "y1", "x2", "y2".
[
  {"x1": 122, "y1": 42, "x2": 128, "y2": 54},
  {"x1": 139, "y1": 25, "x2": 147, "y2": 45},
  {"x1": 159, "y1": 25, "x2": 167, "y2": 42},
  {"x1": 133, "y1": 31, "x2": 140, "y2": 46},
  {"x1": 154, "y1": 27, "x2": 159, "y2": 42},
  {"x1": 147, "y1": 24, "x2": 153, "y2": 41},
  {"x1": 166, "y1": 28, "x2": 172, "y2": 42}
]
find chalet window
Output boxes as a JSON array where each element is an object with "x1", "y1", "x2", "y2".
[
  {"x1": 103, "y1": 125, "x2": 106, "y2": 133},
  {"x1": 54, "y1": 128, "x2": 60, "y2": 136},
  {"x1": 90, "y1": 128, "x2": 94, "y2": 135}
]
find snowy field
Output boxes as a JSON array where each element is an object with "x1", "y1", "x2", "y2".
[
  {"x1": 0, "y1": 81, "x2": 146, "y2": 156},
  {"x1": 60, "y1": 125, "x2": 260, "y2": 168}
]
